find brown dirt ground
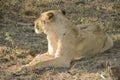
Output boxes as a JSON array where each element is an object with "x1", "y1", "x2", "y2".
[{"x1": 0, "y1": 0, "x2": 120, "y2": 80}]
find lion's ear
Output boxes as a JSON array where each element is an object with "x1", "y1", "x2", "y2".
[
  {"x1": 61, "y1": 10, "x2": 66, "y2": 15},
  {"x1": 59, "y1": 10, "x2": 66, "y2": 15},
  {"x1": 47, "y1": 12, "x2": 54, "y2": 20}
]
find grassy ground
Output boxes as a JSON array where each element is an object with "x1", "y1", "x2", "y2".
[{"x1": 0, "y1": 0, "x2": 120, "y2": 80}]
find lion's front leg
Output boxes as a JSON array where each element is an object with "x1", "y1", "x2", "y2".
[{"x1": 19, "y1": 52, "x2": 70, "y2": 71}]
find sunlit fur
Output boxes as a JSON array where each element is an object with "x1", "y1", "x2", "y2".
[{"x1": 20, "y1": 10, "x2": 113, "y2": 70}]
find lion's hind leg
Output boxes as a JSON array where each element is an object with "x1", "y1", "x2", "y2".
[{"x1": 101, "y1": 34, "x2": 113, "y2": 53}]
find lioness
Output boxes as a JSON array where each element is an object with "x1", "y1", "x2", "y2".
[{"x1": 20, "y1": 10, "x2": 113, "y2": 70}]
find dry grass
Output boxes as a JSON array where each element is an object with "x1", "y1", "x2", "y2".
[{"x1": 0, "y1": 0, "x2": 120, "y2": 80}]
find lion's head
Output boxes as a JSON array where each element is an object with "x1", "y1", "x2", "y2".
[{"x1": 34, "y1": 10, "x2": 66, "y2": 34}]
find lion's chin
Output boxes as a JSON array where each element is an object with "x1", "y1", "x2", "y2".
[{"x1": 35, "y1": 29, "x2": 42, "y2": 34}]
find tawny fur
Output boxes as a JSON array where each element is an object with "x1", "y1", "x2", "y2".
[{"x1": 20, "y1": 10, "x2": 113, "y2": 70}]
